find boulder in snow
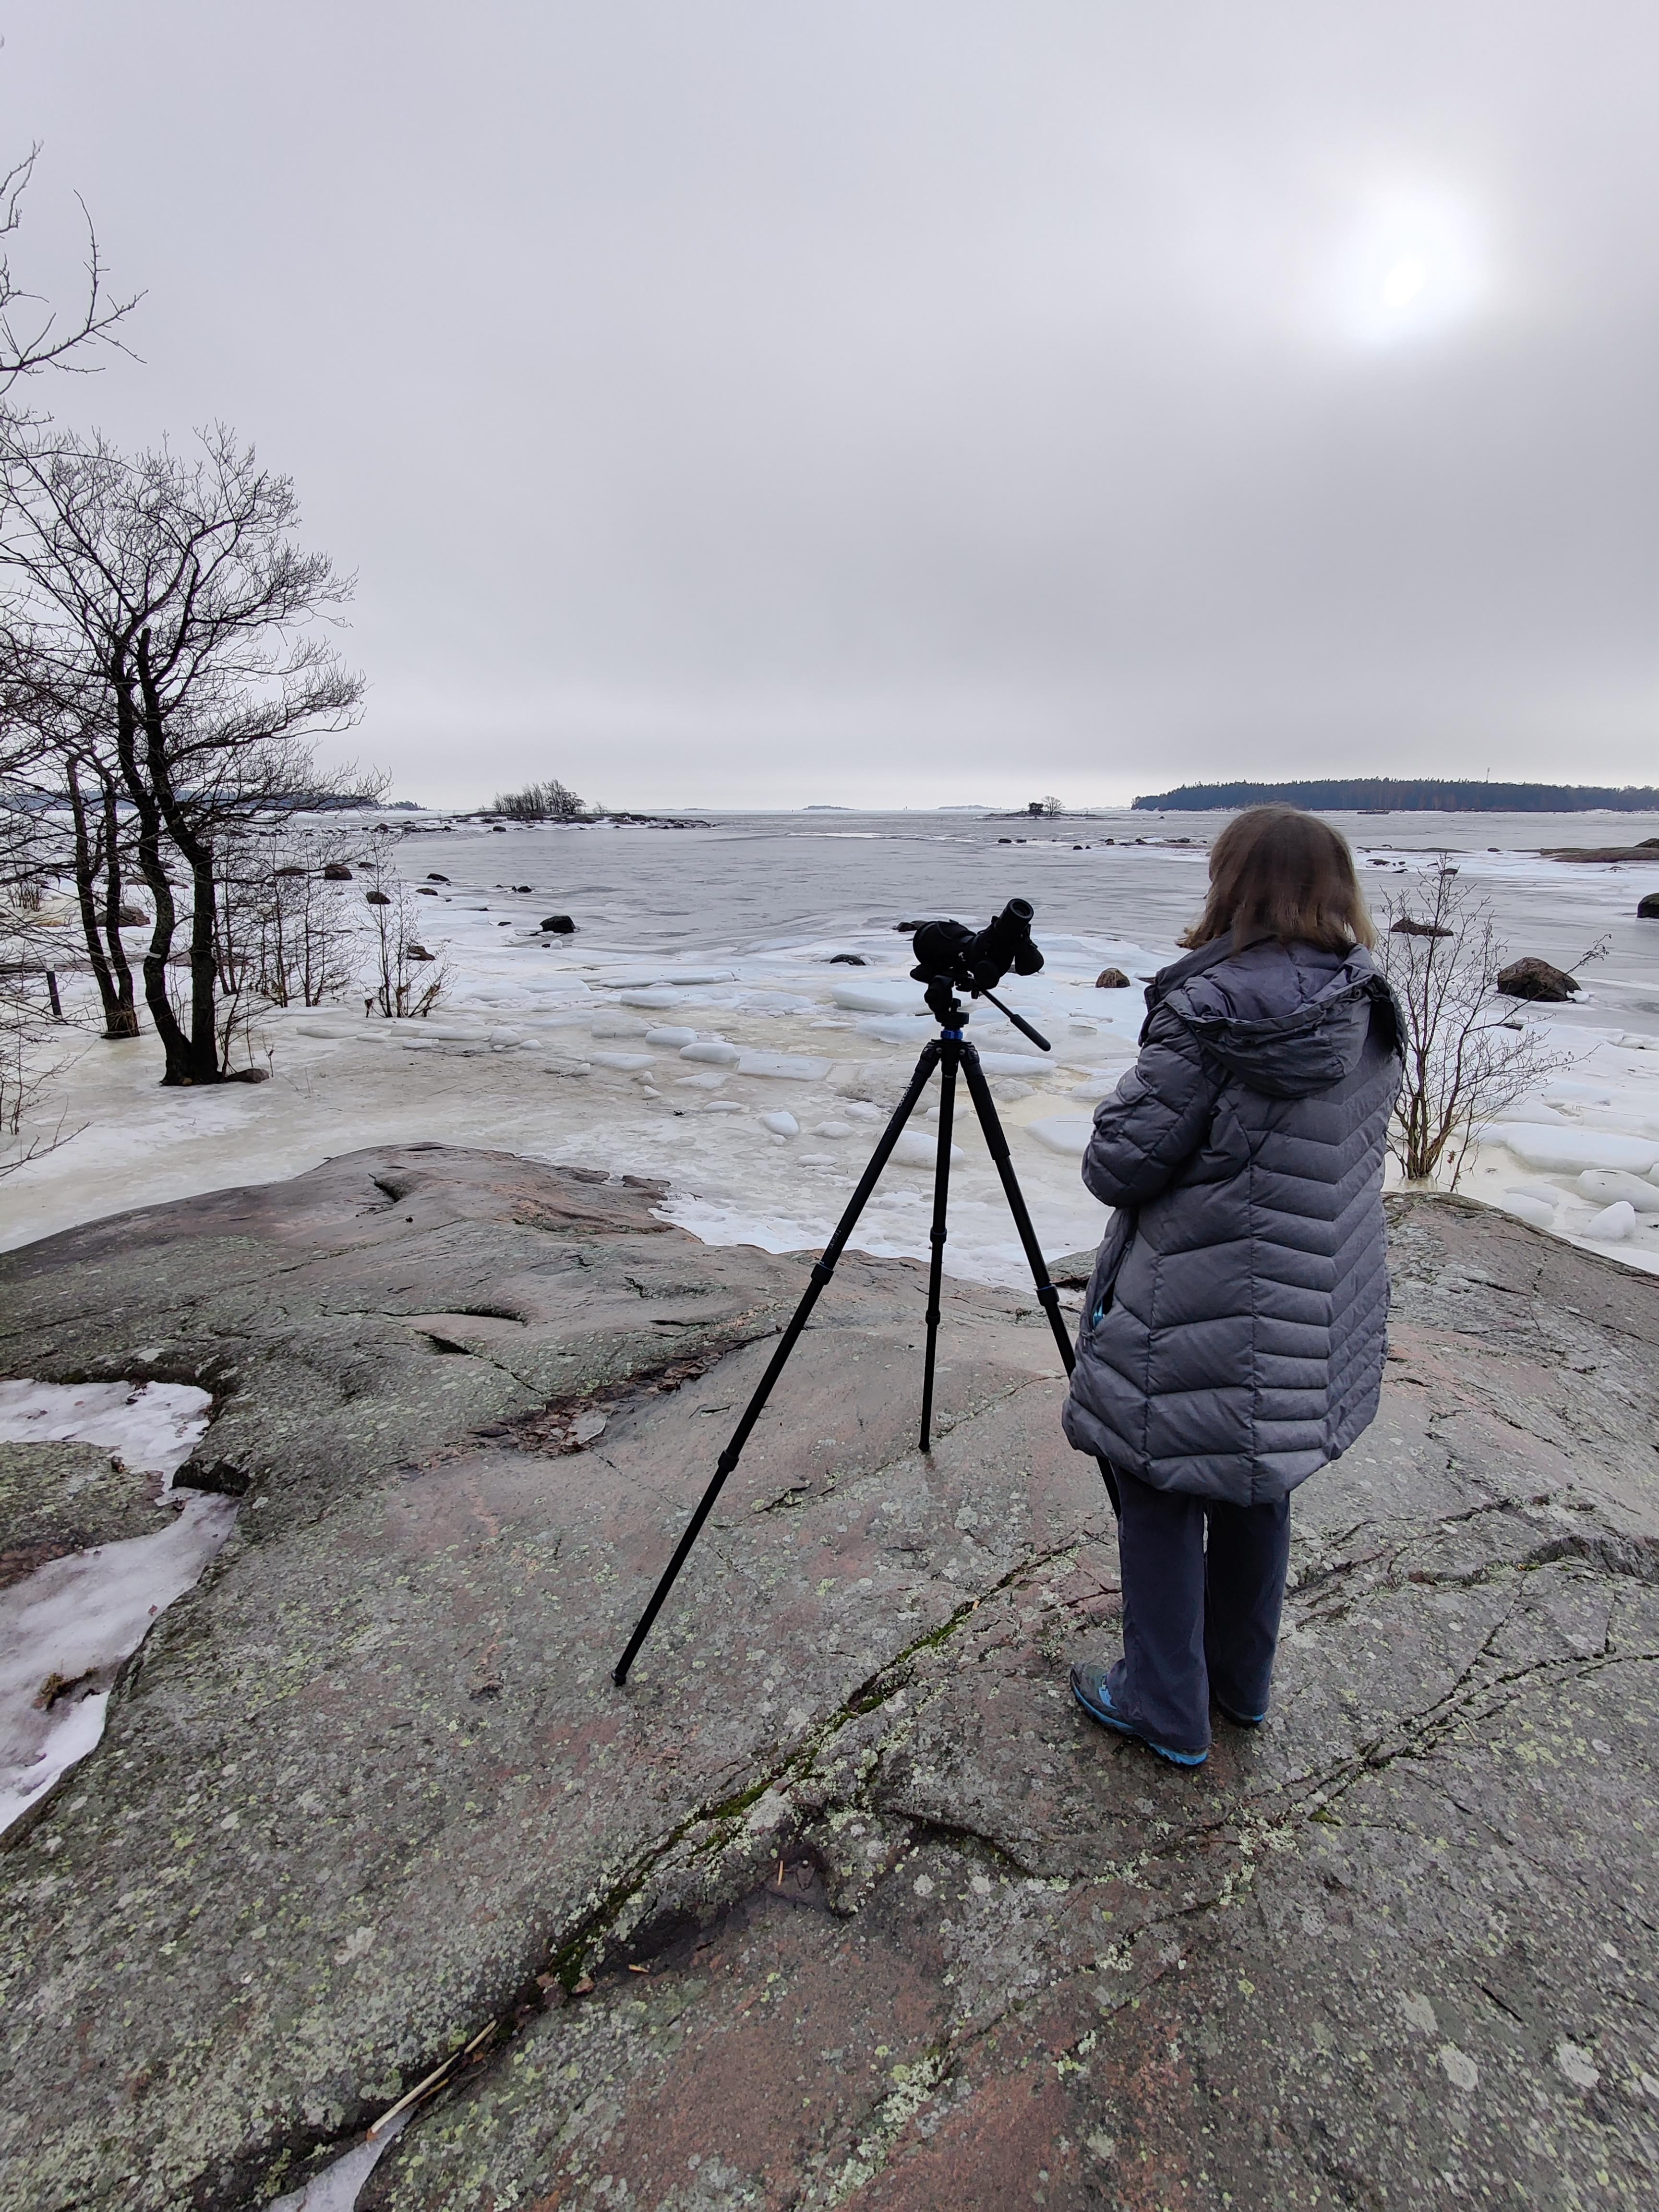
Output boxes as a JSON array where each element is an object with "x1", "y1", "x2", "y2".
[{"x1": 1496, "y1": 957, "x2": 1579, "y2": 1002}]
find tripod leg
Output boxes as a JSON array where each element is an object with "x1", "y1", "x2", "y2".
[
  {"x1": 917, "y1": 1035, "x2": 959, "y2": 1452},
  {"x1": 613, "y1": 1039, "x2": 943, "y2": 1684},
  {"x1": 959, "y1": 1043, "x2": 1121, "y2": 1517}
]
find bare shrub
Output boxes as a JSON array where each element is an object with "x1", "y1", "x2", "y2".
[
  {"x1": 215, "y1": 824, "x2": 361, "y2": 1022},
  {"x1": 361, "y1": 854, "x2": 446, "y2": 1019},
  {"x1": 1380, "y1": 863, "x2": 1567, "y2": 1188},
  {"x1": 487, "y1": 779, "x2": 587, "y2": 822}
]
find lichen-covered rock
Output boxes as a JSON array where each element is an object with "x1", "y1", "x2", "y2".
[
  {"x1": 0, "y1": 1442, "x2": 168, "y2": 1586},
  {"x1": 0, "y1": 1162, "x2": 1654, "y2": 2212}
]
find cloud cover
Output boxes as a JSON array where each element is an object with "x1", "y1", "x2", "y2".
[{"x1": 5, "y1": 1, "x2": 1656, "y2": 807}]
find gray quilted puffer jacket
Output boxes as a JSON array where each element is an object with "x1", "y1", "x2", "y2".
[{"x1": 1062, "y1": 932, "x2": 1404, "y2": 1504}]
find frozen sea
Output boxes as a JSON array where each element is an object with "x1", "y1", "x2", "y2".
[
  {"x1": 399, "y1": 804, "x2": 1659, "y2": 1022},
  {"x1": 8, "y1": 804, "x2": 1659, "y2": 1279}
]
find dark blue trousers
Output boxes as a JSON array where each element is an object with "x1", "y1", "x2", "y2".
[{"x1": 1106, "y1": 1466, "x2": 1292, "y2": 1757}]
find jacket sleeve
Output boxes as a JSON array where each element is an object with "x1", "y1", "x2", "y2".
[{"x1": 1082, "y1": 1005, "x2": 1224, "y2": 1209}]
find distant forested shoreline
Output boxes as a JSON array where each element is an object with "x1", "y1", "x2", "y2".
[{"x1": 1130, "y1": 779, "x2": 1659, "y2": 814}]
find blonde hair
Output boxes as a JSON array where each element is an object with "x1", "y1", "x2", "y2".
[{"x1": 1180, "y1": 805, "x2": 1376, "y2": 953}]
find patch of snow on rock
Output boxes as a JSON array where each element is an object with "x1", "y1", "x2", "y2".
[
  {"x1": 0, "y1": 1488, "x2": 237, "y2": 1833},
  {"x1": 0, "y1": 1379, "x2": 212, "y2": 1478}
]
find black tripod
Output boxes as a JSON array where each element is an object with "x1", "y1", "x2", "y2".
[{"x1": 613, "y1": 970, "x2": 1121, "y2": 1686}]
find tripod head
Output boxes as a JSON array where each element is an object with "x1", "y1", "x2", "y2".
[{"x1": 910, "y1": 898, "x2": 1051, "y2": 1049}]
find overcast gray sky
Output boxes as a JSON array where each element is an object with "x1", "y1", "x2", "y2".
[{"x1": 4, "y1": 3, "x2": 1655, "y2": 808}]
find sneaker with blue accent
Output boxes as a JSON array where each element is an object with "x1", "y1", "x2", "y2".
[
  {"x1": 1069, "y1": 1661, "x2": 1208, "y2": 1767},
  {"x1": 1215, "y1": 1699, "x2": 1266, "y2": 1729}
]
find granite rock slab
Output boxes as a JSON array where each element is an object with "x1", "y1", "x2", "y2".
[{"x1": 0, "y1": 1155, "x2": 1653, "y2": 2209}]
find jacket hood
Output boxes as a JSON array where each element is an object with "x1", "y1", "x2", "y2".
[{"x1": 1145, "y1": 934, "x2": 1401, "y2": 1099}]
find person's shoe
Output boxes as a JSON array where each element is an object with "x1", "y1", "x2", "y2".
[
  {"x1": 1215, "y1": 1700, "x2": 1266, "y2": 1729},
  {"x1": 1069, "y1": 1661, "x2": 1207, "y2": 1767}
]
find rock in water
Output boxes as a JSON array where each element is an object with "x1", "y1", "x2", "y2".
[
  {"x1": 1639, "y1": 892, "x2": 1659, "y2": 920},
  {"x1": 1094, "y1": 967, "x2": 1131, "y2": 988},
  {"x1": 540, "y1": 914, "x2": 576, "y2": 934},
  {"x1": 1389, "y1": 916, "x2": 1453, "y2": 938},
  {"x1": 322, "y1": 862, "x2": 352, "y2": 881},
  {"x1": 1496, "y1": 957, "x2": 1579, "y2": 1002}
]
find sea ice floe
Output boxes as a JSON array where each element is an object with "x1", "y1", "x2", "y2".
[
  {"x1": 973, "y1": 1048, "x2": 1052, "y2": 1074},
  {"x1": 680, "y1": 1041, "x2": 741, "y2": 1065},
  {"x1": 590, "y1": 1052, "x2": 656, "y2": 1071},
  {"x1": 890, "y1": 1132, "x2": 963, "y2": 1167},
  {"x1": 1026, "y1": 1118, "x2": 1094, "y2": 1157},
  {"x1": 736, "y1": 1052, "x2": 832, "y2": 1081},
  {"x1": 830, "y1": 981, "x2": 927, "y2": 1015},
  {"x1": 592, "y1": 967, "x2": 735, "y2": 987},
  {"x1": 617, "y1": 988, "x2": 684, "y2": 1009},
  {"x1": 761, "y1": 1112, "x2": 800, "y2": 1138},
  {"x1": 1583, "y1": 1200, "x2": 1636, "y2": 1241},
  {"x1": 644, "y1": 1026, "x2": 698, "y2": 1047},
  {"x1": 855, "y1": 1016, "x2": 932, "y2": 1044},
  {"x1": 812, "y1": 1121, "x2": 854, "y2": 1138},
  {"x1": 1501, "y1": 1190, "x2": 1556, "y2": 1230},
  {"x1": 1543, "y1": 1080, "x2": 1617, "y2": 1106},
  {"x1": 1576, "y1": 1168, "x2": 1659, "y2": 1212},
  {"x1": 1492, "y1": 1125, "x2": 1659, "y2": 1176}
]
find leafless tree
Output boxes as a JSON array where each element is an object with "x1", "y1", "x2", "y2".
[
  {"x1": 0, "y1": 622, "x2": 144, "y2": 1037},
  {"x1": 0, "y1": 143, "x2": 142, "y2": 1057},
  {"x1": 1379, "y1": 863, "x2": 1566, "y2": 1187},
  {"x1": 0, "y1": 146, "x2": 137, "y2": 396},
  {"x1": 0, "y1": 424, "x2": 375, "y2": 1082}
]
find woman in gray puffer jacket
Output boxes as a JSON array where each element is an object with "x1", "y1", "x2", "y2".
[{"x1": 1064, "y1": 806, "x2": 1403, "y2": 1767}]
